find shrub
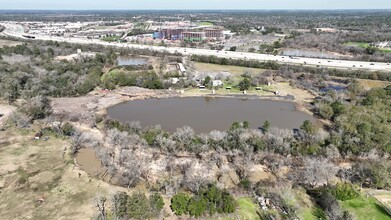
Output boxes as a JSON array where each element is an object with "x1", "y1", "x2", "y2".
[
  {"x1": 22, "y1": 95, "x2": 52, "y2": 120},
  {"x1": 113, "y1": 192, "x2": 128, "y2": 219},
  {"x1": 113, "y1": 191, "x2": 164, "y2": 219},
  {"x1": 240, "y1": 178, "x2": 252, "y2": 190},
  {"x1": 220, "y1": 191, "x2": 237, "y2": 214},
  {"x1": 170, "y1": 185, "x2": 237, "y2": 217},
  {"x1": 16, "y1": 166, "x2": 29, "y2": 184},
  {"x1": 61, "y1": 122, "x2": 75, "y2": 136},
  {"x1": 149, "y1": 193, "x2": 164, "y2": 216},
  {"x1": 238, "y1": 78, "x2": 251, "y2": 91},
  {"x1": 171, "y1": 193, "x2": 191, "y2": 215},
  {"x1": 332, "y1": 182, "x2": 360, "y2": 201},
  {"x1": 127, "y1": 193, "x2": 151, "y2": 219},
  {"x1": 188, "y1": 196, "x2": 208, "y2": 217}
]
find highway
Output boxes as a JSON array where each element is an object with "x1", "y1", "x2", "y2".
[{"x1": 2, "y1": 22, "x2": 391, "y2": 71}]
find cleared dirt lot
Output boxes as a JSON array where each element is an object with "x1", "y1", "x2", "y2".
[{"x1": 51, "y1": 87, "x2": 174, "y2": 125}]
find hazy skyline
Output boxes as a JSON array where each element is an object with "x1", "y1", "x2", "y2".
[{"x1": 2, "y1": 0, "x2": 391, "y2": 10}]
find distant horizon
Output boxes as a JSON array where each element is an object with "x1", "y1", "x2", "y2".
[
  {"x1": 2, "y1": 0, "x2": 391, "y2": 10},
  {"x1": 1, "y1": 9, "x2": 390, "y2": 11}
]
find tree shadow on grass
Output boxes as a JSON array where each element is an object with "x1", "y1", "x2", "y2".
[{"x1": 374, "y1": 203, "x2": 391, "y2": 218}]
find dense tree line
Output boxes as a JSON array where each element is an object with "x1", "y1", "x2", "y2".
[
  {"x1": 191, "y1": 54, "x2": 280, "y2": 70},
  {"x1": 314, "y1": 85, "x2": 391, "y2": 155},
  {"x1": 101, "y1": 70, "x2": 163, "y2": 90},
  {"x1": 283, "y1": 32, "x2": 391, "y2": 62},
  {"x1": 0, "y1": 42, "x2": 115, "y2": 103}
]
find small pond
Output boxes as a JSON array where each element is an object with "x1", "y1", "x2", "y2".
[
  {"x1": 75, "y1": 148, "x2": 104, "y2": 176},
  {"x1": 117, "y1": 55, "x2": 149, "y2": 66}
]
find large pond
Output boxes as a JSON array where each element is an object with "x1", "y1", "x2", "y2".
[
  {"x1": 107, "y1": 97, "x2": 318, "y2": 133},
  {"x1": 117, "y1": 55, "x2": 149, "y2": 66}
]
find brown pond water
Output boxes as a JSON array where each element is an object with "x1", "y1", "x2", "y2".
[
  {"x1": 107, "y1": 97, "x2": 318, "y2": 133},
  {"x1": 75, "y1": 148, "x2": 105, "y2": 176}
]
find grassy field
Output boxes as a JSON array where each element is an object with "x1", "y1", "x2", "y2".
[
  {"x1": 101, "y1": 36, "x2": 121, "y2": 42},
  {"x1": 0, "y1": 126, "x2": 126, "y2": 220},
  {"x1": 193, "y1": 62, "x2": 265, "y2": 76},
  {"x1": 341, "y1": 195, "x2": 391, "y2": 220},
  {"x1": 197, "y1": 21, "x2": 214, "y2": 26},
  {"x1": 344, "y1": 42, "x2": 371, "y2": 48},
  {"x1": 344, "y1": 42, "x2": 391, "y2": 53},
  {"x1": 236, "y1": 197, "x2": 261, "y2": 220},
  {"x1": 356, "y1": 79, "x2": 391, "y2": 90}
]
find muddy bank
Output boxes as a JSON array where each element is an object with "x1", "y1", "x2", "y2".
[{"x1": 51, "y1": 86, "x2": 179, "y2": 125}]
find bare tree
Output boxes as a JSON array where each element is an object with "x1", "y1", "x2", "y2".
[
  {"x1": 94, "y1": 195, "x2": 107, "y2": 220},
  {"x1": 295, "y1": 157, "x2": 339, "y2": 188},
  {"x1": 172, "y1": 126, "x2": 195, "y2": 152},
  {"x1": 119, "y1": 156, "x2": 148, "y2": 188},
  {"x1": 264, "y1": 127, "x2": 293, "y2": 155},
  {"x1": 71, "y1": 130, "x2": 101, "y2": 154},
  {"x1": 182, "y1": 162, "x2": 211, "y2": 193}
]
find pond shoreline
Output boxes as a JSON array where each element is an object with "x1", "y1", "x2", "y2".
[{"x1": 106, "y1": 95, "x2": 319, "y2": 133}]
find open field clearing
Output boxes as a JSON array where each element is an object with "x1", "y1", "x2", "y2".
[
  {"x1": 356, "y1": 79, "x2": 391, "y2": 90},
  {"x1": 344, "y1": 42, "x2": 391, "y2": 53},
  {"x1": 0, "y1": 127, "x2": 128, "y2": 220},
  {"x1": 193, "y1": 62, "x2": 265, "y2": 75},
  {"x1": 0, "y1": 39, "x2": 22, "y2": 48}
]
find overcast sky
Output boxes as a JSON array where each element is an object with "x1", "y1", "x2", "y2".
[{"x1": 2, "y1": 0, "x2": 391, "y2": 10}]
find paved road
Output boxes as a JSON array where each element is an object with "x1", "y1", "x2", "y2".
[{"x1": 2, "y1": 22, "x2": 391, "y2": 71}]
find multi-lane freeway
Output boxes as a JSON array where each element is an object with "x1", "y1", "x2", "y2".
[{"x1": 2, "y1": 22, "x2": 391, "y2": 71}]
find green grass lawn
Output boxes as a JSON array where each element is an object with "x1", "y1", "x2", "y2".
[
  {"x1": 344, "y1": 42, "x2": 370, "y2": 48},
  {"x1": 380, "y1": 48, "x2": 391, "y2": 53},
  {"x1": 101, "y1": 36, "x2": 121, "y2": 42},
  {"x1": 235, "y1": 197, "x2": 260, "y2": 220},
  {"x1": 344, "y1": 42, "x2": 391, "y2": 53},
  {"x1": 206, "y1": 197, "x2": 259, "y2": 220},
  {"x1": 341, "y1": 195, "x2": 391, "y2": 220},
  {"x1": 197, "y1": 21, "x2": 214, "y2": 26}
]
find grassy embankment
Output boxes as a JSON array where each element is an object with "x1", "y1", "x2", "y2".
[{"x1": 341, "y1": 195, "x2": 391, "y2": 220}]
